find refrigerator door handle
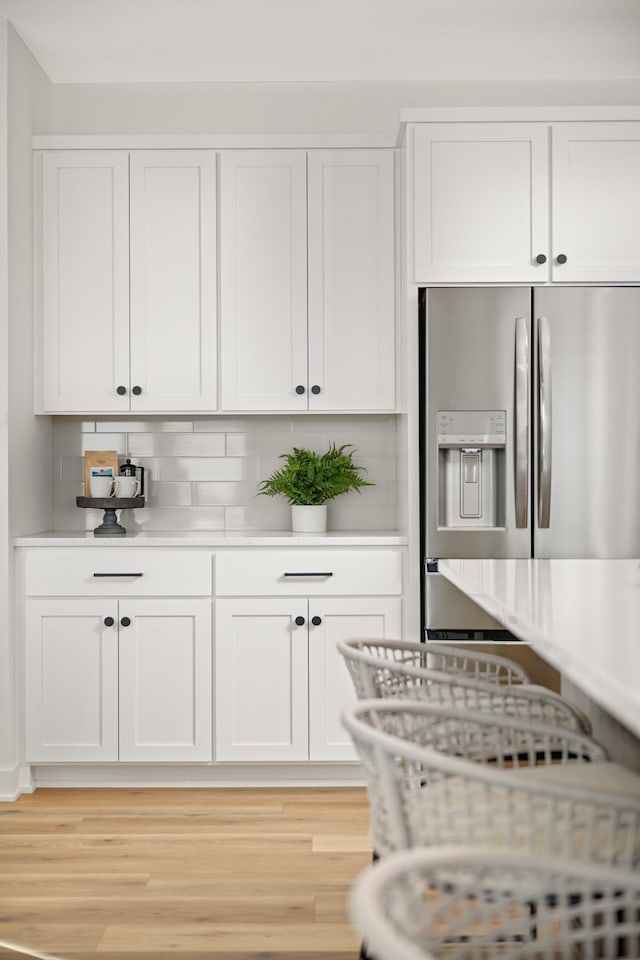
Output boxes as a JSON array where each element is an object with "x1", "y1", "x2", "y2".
[
  {"x1": 538, "y1": 315, "x2": 552, "y2": 528},
  {"x1": 514, "y1": 316, "x2": 529, "y2": 528}
]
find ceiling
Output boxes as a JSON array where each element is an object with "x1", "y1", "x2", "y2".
[{"x1": 0, "y1": 0, "x2": 639, "y2": 85}]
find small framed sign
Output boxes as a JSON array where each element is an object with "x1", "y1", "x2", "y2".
[{"x1": 83, "y1": 450, "x2": 119, "y2": 495}]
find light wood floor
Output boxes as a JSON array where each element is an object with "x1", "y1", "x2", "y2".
[{"x1": 0, "y1": 787, "x2": 372, "y2": 960}]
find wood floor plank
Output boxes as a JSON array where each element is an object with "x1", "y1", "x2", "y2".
[
  {"x1": 0, "y1": 879, "x2": 149, "y2": 899},
  {"x1": 311, "y1": 834, "x2": 371, "y2": 852},
  {"x1": 96, "y1": 921, "x2": 360, "y2": 953},
  {"x1": 0, "y1": 897, "x2": 316, "y2": 925},
  {"x1": 67, "y1": 953, "x2": 359, "y2": 960},
  {"x1": 0, "y1": 787, "x2": 371, "y2": 959}
]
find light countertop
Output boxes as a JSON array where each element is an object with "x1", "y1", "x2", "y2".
[
  {"x1": 14, "y1": 530, "x2": 408, "y2": 547},
  {"x1": 439, "y1": 558, "x2": 640, "y2": 740}
]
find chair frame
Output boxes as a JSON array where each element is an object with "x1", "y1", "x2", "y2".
[
  {"x1": 338, "y1": 637, "x2": 590, "y2": 732},
  {"x1": 350, "y1": 846, "x2": 640, "y2": 960},
  {"x1": 341, "y1": 638, "x2": 531, "y2": 685},
  {"x1": 343, "y1": 699, "x2": 640, "y2": 866}
]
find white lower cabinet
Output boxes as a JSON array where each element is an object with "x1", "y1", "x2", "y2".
[
  {"x1": 23, "y1": 548, "x2": 213, "y2": 764},
  {"x1": 22, "y1": 544, "x2": 403, "y2": 778},
  {"x1": 25, "y1": 597, "x2": 212, "y2": 763},
  {"x1": 26, "y1": 597, "x2": 120, "y2": 763},
  {"x1": 215, "y1": 595, "x2": 401, "y2": 762}
]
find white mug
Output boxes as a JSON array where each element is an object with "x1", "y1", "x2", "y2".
[
  {"x1": 115, "y1": 477, "x2": 141, "y2": 498},
  {"x1": 89, "y1": 475, "x2": 118, "y2": 498}
]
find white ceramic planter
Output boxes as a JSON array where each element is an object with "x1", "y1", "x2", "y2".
[{"x1": 291, "y1": 504, "x2": 328, "y2": 533}]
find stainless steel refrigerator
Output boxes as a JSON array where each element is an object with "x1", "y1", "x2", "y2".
[{"x1": 420, "y1": 286, "x2": 640, "y2": 676}]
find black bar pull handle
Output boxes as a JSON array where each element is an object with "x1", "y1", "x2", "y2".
[
  {"x1": 93, "y1": 572, "x2": 144, "y2": 578},
  {"x1": 283, "y1": 571, "x2": 333, "y2": 578}
]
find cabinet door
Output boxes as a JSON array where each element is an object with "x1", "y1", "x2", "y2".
[
  {"x1": 40, "y1": 151, "x2": 130, "y2": 412},
  {"x1": 215, "y1": 598, "x2": 309, "y2": 761},
  {"x1": 220, "y1": 151, "x2": 308, "y2": 410},
  {"x1": 130, "y1": 151, "x2": 218, "y2": 411},
  {"x1": 308, "y1": 597, "x2": 401, "y2": 761},
  {"x1": 118, "y1": 599, "x2": 212, "y2": 762},
  {"x1": 25, "y1": 598, "x2": 119, "y2": 762},
  {"x1": 413, "y1": 123, "x2": 549, "y2": 284},
  {"x1": 308, "y1": 151, "x2": 396, "y2": 410},
  {"x1": 551, "y1": 122, "x2": 640, "y2": 282}
]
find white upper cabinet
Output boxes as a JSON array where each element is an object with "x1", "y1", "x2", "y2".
[
  {"x1": 413, "y1": 120, "x2": 640, "y2": 285},
  {"x1": 307, "y1": 151, "x2": 396, "y2": 411},
  {"x1": 551, "y1": 123, "x2": 640, "y2": 283},
  {"x1": 220, "y1": 149, "x2": 396, "y2": 411},
  {"x1": 129, "y1": 152, "x2": 217, "y2": 411},
  {"x1": 39, "y1": 150, "x2": 217, "y2": 413},
  {"x1": 413, "y1": 123, "x2": 549, "y2": 284},
  {"x1": 41, "y1": 151, "x2": 130, "y2": 412},
  {"x1": 219, "y1": 151, "x2": 308, "y2": 411}
]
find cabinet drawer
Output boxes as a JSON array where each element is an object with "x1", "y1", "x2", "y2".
[
  {"x1": 215, "y1": 548, "x2": 402, "y2": 596},
  {"x1": 25, "y1": 549, "x2": 213, "y2": 597}
]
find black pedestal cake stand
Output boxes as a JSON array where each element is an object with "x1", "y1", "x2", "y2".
[{"x1": 76, "y1": 496, "x2": 145, "y2": 536}]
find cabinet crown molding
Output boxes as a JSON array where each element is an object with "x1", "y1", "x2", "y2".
[
  {"x1": 398, "y1": 106, "x2": 640, "y2": 143},
  {"x1": 33, "y1": 134, "x2": 396, "y2": 150}
]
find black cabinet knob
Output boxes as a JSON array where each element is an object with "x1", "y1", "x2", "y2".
[
  {"x1": 311, "y1": 615, "x2": 322, "y2": 626},
  {"x1": 556, "y1": 254, "x2": 568, "y2": 264},
  {"x1": 295, "y1": 385, "x2": 305, "y2": 395},
  {"x1": 294, "y1": 615, "x2": 306, "y2": 626},
  {"x1": 311, "y1": 385, "x2": 321, "y2": 395},
  {"x1": 132, "y1": 385, "x2": 142, "y2": 396},
  {"x1": 116, "y1": 386, "x2": 127, "y2": 396},
  {"x1": 104, "y1": 616, "x2": 115, "y2": 627},
  {"x1": 120, "y1": 616, "x2": 131, "y2": 627},
  {"x1": 535, "y1": 254, "x2": 547, "y2": 264}
]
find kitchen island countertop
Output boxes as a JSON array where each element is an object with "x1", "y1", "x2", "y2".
[{"x1": 439, "y1": 558, "x2": 640, "y2": 740}]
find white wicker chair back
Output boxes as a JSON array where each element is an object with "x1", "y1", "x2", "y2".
[
  {"x1": 337, "y1": 638, "x2": 589, "y2": 731},
  {"x1": 350, "y1": 846, "x2": 640, "y2": 960},
  {"x1": 342, "y1": 699, "x2": 640, "y2": 866}
]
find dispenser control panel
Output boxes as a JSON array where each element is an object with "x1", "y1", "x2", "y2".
[
  {"x1": 436, "y1": 410, "x2": 506, "y2": 528},
  {"x1": 437, "y1": 410, "x2": 506, "y2": 447}
]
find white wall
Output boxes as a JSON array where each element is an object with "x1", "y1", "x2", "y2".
[
  {"x1": 47, "y1": 78, "x2": 640, "y2": 139},
  {"x1": 8, "y1": 22, "x2": 52, "y2": 537},
  {"x1": 0, "y1": 19, "x2": 52, "y2": 799},
  {"x1": 0, "y1": 18, "x2": 12, "y2": 797}
]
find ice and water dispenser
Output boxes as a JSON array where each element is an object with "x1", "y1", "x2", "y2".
[{"x1": 437, "y1": 411, "x2": 506, "y2": 529}]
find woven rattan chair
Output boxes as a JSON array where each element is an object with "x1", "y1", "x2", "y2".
[
  {"x1": 342, "y1": 699, "x2": 640, "y2": 866},
  {"x1": 337, "y1": 637, "x2": 590, "y2": 732},
  {"x1": 350, "y1": 846, "x2": 640, "y2": 960},
  {"x1": 338, "y1": 639, "x2": 531, "y2": 699}
]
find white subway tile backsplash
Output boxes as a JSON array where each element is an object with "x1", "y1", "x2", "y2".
[
  {"x1": 226, "y1": 432, "x2": 327, "y2": 458},
  {"x1": 72, "y1": 434, "x2": 127, "y2": 456},
  {"x1": 291, "y1": 414, "x2": 396, "y2": 434},
  {"x1": 147, "y1": 482, "x2": 193, "y2": 507},
  {"x1": 97, "y1": 420, "x2": 195, "y2": 433},
  {"x1": 357, "y1": 456, "x2": 398, "y2": 482},
  {"x1": 322, "y1": 433, "x2": 398, "y2": 457},
  {"x1": 127, "y1": 506, "x2": 226, "y2": 532},
  {"x1": 194, "y1": 481, "x2": 258, "y2": 506},
  {"x1": 159, "y1": 457, "x2": 256, "y2": 483},
  {"x1": 128, "y1": 433, "x2": 226, "y2": 458},
  {"x1": 225, "y1": 499, "x2": 291, "y2": 531},
  {"x1": 338, "y1": 482, "x2": 394, "y2": 506},
  {"x1": 52, "y1": 415, "x2": 398, "y2": 533},
  {"x1": 328, "y1": 503, "x2": 398, "y2": 531},
  {"x1": 194, "y1": 415, "x2": 293, "y2": 433}
]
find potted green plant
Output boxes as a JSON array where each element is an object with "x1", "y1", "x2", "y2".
[{"x1": 258, "y1": 444, "x2": 373, "y2": 532}]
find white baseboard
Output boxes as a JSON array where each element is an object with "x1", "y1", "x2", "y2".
[
  {"x1": 27, "y1": 762, "x2": 365, "y2": 791},
  {"x1": 0, "y1": 764, "x2": 35, "y2": 801}
]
